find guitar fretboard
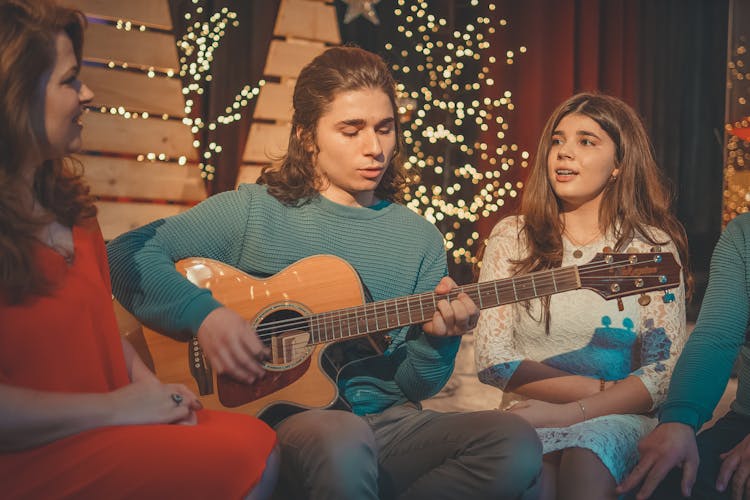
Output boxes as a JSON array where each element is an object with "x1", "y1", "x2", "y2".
[{"x1": 307, "y1": 266, "x2": 581, "y2": 344}]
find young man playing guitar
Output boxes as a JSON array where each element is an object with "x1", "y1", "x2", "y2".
[{"x1": 108, "y1": 46, "x2": 542, "y2": 499}]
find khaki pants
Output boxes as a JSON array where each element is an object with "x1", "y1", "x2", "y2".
[{"x1": 274, "y1": 402, "x2": 542, "y2": 500}]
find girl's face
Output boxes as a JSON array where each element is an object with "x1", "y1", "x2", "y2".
[{"x1": 547, "y1": 113, "x2": 619, "y2": 212}]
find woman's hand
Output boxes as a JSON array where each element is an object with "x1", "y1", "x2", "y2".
[
  {"x1": 505, "y1": 399, "x2": 584, "y2": 428},
  {"x1": 109, "y1": 378, "x2": 202, "y2": 426}
]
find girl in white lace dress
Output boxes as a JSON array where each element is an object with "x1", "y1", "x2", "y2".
[{"x1": 474, "y1": 93, "x2": 690, "y2": 500}]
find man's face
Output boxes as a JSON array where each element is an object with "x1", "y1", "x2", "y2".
[{"x1": 313, "y1": 87, "x2": 396, "y2": 207}]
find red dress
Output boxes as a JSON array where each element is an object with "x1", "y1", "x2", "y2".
[{"x1": 0, "y1": 222, "x2": 276, "y2": 499}]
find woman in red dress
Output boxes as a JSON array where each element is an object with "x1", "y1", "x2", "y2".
[{"x1": 0, "y1": 1, "x2": 278, "y2": 498}]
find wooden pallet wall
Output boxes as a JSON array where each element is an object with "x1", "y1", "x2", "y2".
[
  {"x1": 238, "y1": 0, "x2": 340, "y2": 186},
  {"x1": 60, "y1": 0, "x2": 203, "y2": 241},
  {"x1": 60, "y1": 0, "x2": 342, "y2": 238}
]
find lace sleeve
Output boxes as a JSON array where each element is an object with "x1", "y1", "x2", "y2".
[
  {"x1": 631, "y1": 238, "x2": 688, "y2": 410},
  {"x1": 474, "y1": 216, "x2": 526, "y2": 390}
]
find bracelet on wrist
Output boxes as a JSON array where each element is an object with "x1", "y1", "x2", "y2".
[{"x1": 576, "y1": 400, "x2": 587, "y2": 422}]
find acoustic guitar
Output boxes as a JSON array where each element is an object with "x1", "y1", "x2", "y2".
[{"x1": 142, "y1": 252, "x2": 681, "y2": 425}]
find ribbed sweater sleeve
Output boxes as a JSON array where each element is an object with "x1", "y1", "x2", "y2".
[
  {"x1": 107, "y1": 190, "x2": 252, "y2": 337},
  {"x1": 659, "y1": 215, "x2": 750, "y2": 430},
  {"x1": 391, "y1": 243, "x2": 460, "y2": 402}
]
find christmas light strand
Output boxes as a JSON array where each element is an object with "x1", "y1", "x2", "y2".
[
  {"x1": 723, "y1": 40, "x2": 750, "y2": 224},
  {"x1": 387, "y1": 0, "x2": 529, "y2": 265}
]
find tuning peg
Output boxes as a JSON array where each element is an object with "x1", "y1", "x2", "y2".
[
  {"x1": 638, "y1": 294, "x2": 651, "y2": 306},
  {"x1": 662, "y1": 291, "x2": 675, "y2": 303},
  {"x1": 617, "y1": 298, "x2": 624, "y2": 311}
]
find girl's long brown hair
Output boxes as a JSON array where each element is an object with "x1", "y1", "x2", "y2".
[
  {"x1": 258, "y1": 45, "x2": 408, "y2": 204},
  {"x1": 518, "y1": 93, "x2": 690, "y2": 281},
  {"x1": 0, "y1": 0, "x2": 95, "y2": 303},
  {"x1": 511, "y1": 93, "x2": 692, "y2": 329}
]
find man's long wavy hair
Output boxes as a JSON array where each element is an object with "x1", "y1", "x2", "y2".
[
  {"x1": 0, "y1": 0, "x2": 95, "y2": 303},
  {"x1": 511, "y1": 93, "x2": 692, "y2": 328},
  {"x1": 257, "y1": 46, "x2": 407, "y2": 204}
]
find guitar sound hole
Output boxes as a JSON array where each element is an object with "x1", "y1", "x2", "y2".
[{"x1": 259, "y1": 309, "x2": 312, "y2": 369}]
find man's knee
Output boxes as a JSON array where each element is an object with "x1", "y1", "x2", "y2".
[
  {"x1": 277, "y1": 410, "x2": 378, "y2": 483},
  {"x1": 467, "y1": 410, "x2": 541, "y2": 458},
  {"x1": 457, "y1": 411, "x2": 543, "y2": 497},
  {"x1": 492, "y1": 413, "x2": 542, "y2": 497}
]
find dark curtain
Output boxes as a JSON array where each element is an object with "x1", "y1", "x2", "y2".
[
  {"x1": 637, "y1": 0, "x2": 728, "y2": 315},
  {"x1": 169, "y1": 0, "x2": 280, "y2": 194},
  {"x1": 477, "y1": 0, "x2": 641, "y2": 226}
]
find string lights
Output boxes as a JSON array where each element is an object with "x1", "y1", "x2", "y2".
[
  {"x1": 86, "y1": 2, "x2": 265, "y2": 182},
  {"x1": 723, "y1": 40, "x2": 750, "y2": 224},
  {"x1": 84, "y1": 18, "x2": 186, "y2": 169},
  {"x1": 177, "y1": 0, "x2": 266, "y2": 180},
  {"x1": 85, "y1": 1, "x2": 529, "y2": 217},
  {"x1": 387, "y1": 0, "x2": 528, "y2": 267}
]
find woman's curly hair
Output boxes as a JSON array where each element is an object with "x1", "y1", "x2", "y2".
[{"x1": 0, "y1": 0, "x2": 95, "y2": 303}]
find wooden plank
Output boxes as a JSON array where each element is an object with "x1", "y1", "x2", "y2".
[
  {"x1": 254, "y1": 81, "x2": 294, "y2": 122},
  {"x1": 81, "y1": 65, "x2": 185, "y2": 117},
  {"x1": 243, "y1": 122, "x2": 292, "y2": 163},
  {"x1": 275, "y1": 0, "x2": 340, "y2": 44},
  {"x1": 97, "y1": 201, "x2": 187, "y2": 241},
  {"x1": 235, "y1": 165, "x2": 266, "y2": 187},
  {"x1": 78, "y1": 155, "x2": 205, "y2": 201},
  {"x1": 83, "y1": 22, "x2": 179, "y2": 71},
  {"x1": 265, "y1": 39, "x2": 326, "y2": 78},
  {"x1": 60, "y1": 0, "x2": 172, "y2": 30},
  {"x1": 81, "y1": 112, "x2": 198, "y2": 161}
]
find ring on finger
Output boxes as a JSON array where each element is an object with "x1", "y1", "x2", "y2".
[{"x1": 171, "y1": 393, "x2": 184, "y2": 406}]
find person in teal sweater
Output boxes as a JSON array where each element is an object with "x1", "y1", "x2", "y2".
[
  {"x1": 618, "y1": 213, "x2": 750, "y2": 499},
  {"x1": 108, "y1": 46, "x2": 542, "y2": 499}
]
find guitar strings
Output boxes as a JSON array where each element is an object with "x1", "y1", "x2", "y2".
[
  {"x1": 249, "y1": 256, "x2": 675, "y2": 342},
  {"x1": 252, "y1": 257, "x2": 671, "y2": 339},
  {"x1": 251, "y1": 258, "x2": 676, "y2": 361},
  {"x1": 253, "y1": 273, "x2": 667, "y2": 341}
]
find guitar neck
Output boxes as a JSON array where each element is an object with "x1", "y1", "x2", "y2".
[{"x1": 307, "y1": 265, "x2": 581, "y2": 344}]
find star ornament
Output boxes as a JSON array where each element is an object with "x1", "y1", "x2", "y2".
[{"x1": 343, "y1": 0, "x2": 381, "y2": 25}]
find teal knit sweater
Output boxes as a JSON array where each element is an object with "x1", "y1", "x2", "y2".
[
  {"x1": 107, "y1": 184, "x2": 459, "y2": 415},
  {"x1": 660, "y1": 213, "x2": 750, "y2": 430}
]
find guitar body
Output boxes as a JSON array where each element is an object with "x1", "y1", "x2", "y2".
[{"x1": 142, "y1": 255, "x2": 367, "y2": 424}]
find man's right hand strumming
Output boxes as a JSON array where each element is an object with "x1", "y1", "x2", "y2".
[{"x1": 197, "y1": 307, "x2": 269, "y2": 384}]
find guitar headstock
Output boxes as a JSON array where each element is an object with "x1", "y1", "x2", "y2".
[{"x1": 578, "y1": 252, "x2": 681, "y2": 300}]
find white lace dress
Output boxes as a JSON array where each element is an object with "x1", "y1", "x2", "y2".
[{"x1": 474, "y1": 216, "x2": 687, "y2": 482}]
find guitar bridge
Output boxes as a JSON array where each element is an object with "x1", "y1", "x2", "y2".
[{"x1": 189, "y1": 338, "x2": 214, "y2": 395}]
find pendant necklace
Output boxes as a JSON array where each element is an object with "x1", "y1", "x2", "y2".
[{"x1": 565, "y1": 230, "x2": 601, "y2": 259}]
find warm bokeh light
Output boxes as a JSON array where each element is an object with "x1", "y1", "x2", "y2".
[
  {"x1": 387, "y1": 0, "x2": 528, "y2": 265},
  {"x1": 723, "y1": 40, "x2": 750, "y2": 225}
]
